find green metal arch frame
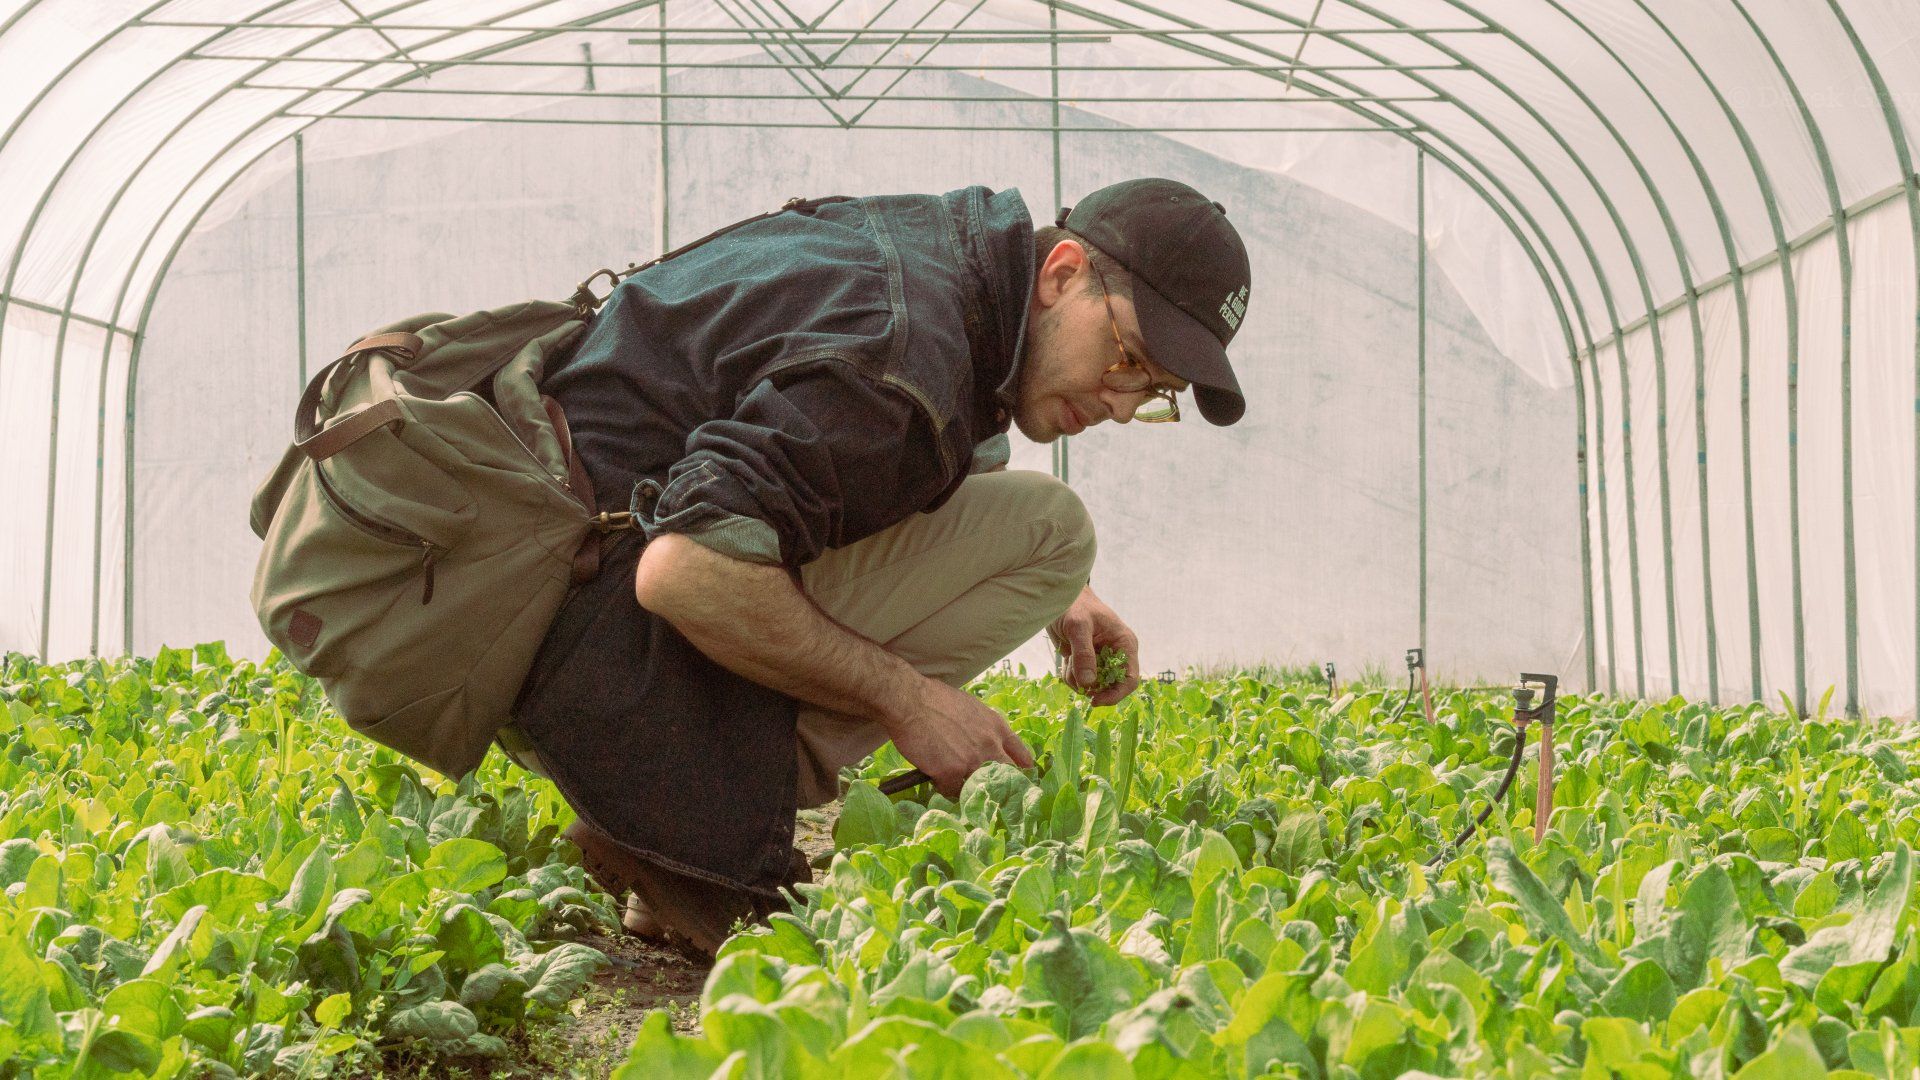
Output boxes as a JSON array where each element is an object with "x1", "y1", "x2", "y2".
[
  {"x1": 1443, "y1": 0, "x2": 1693, "y2": 704},
  {"x1": 1196, "y1": 0, "x2": 1658, "y2": 695},
  {"x1": 73, "y1": 0, "x2": 1607, "y2": 665},
  {"x1": 1629, "y1": 0, "x2": 1801, "y2": 714},
  {"x1": 0, "y1": 0, "x2": 293, "y2": 654},
  {"x1": 1822, "y1": 0, "x2": 1920, "y2": 727},
  {"x1": 118, "y1": 0, "x2": 1605, "y2": 668},
  {"x1": 1062, "y1": 0, "x2": 1610, "y2": 675},
  {"x1": 1728, "y1": 0, "x2": 1844, "y2": 720},
  {"x1": 1735, "y1": 2, "x2": 1835, "y2": 722},
  {"x1": 64, "y1": 0, "x2": 1682, "y2": 674},
  {"x1": 0, "y1": 0, "x2": 557, "y2": 657},
  {"x1": 1313, "y1": 0, "x2": 1681, "y2": 700},
  {"x1": 101, "y1": 0, "x2": 670, "y2": 654},
  {"x1": 1, "y1": 0, "x2": 304, "y2": 659},
  {"x1": 0, "y1": 0, "x2": 1905, "y2": 713},
  {"x1": 1543, "y1": 0, "x2": 1745, "y2": 707}
]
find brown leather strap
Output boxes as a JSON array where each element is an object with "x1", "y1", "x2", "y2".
[
  {"x1": 297, "y1": 398, "x2": 404, "y2": 462},
  {"x1": 292, "y1": 333, "x2": 424, "y2": 461},
  {"x1": 338, "y1": 332, "x2": 421, "y2": 364},
  {"x1": 546, "y1": 394, "x2": 604, "y2": 585}
]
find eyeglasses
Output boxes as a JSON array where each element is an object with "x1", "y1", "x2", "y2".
[{"x1": 1088, "y1": 261, "x2": 1181, "y2": 423}]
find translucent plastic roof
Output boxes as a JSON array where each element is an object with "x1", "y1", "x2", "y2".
[{"x1": 8, "y1": 0, "x2": 1919, "y2": 384}]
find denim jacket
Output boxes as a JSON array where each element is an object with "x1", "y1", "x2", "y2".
[{"x1": 510, "y1": 187, "x2": 1035, "y2": 896}]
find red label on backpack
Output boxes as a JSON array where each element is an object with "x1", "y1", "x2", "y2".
[{"x1": 290, "y1": 609, "x2": 322, "y2": 649}]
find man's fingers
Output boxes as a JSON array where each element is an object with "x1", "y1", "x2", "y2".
[
  {"x1": 1004, "y1": 731, "x2": 1036, "y2": 769},
  {"x1": 1090, "y1": 675, "x2": 1139, "y2": 708},
  {"x1": 1069, "y1": 624, "x2": 1096, "y2": 685}
]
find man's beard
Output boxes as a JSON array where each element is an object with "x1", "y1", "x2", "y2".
[{"x1": 1011, "y1": 321, "x2": 1057, "y2": 443}]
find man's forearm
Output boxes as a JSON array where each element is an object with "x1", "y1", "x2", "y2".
[{"x1": 633, "y1": 533, "x2": 923, "y2": 729}]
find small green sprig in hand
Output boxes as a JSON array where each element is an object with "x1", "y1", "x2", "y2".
[{"x1": 1094, "y1": 645, "x2": 1129, "y2": 692}]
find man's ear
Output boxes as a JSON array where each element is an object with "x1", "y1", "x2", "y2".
[{"x1": 1036, "y1": 238, "x2": 1086, "y2": 308}]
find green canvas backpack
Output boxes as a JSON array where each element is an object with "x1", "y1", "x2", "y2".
[
  {"x1": 246, "y1": 288, "x2": 635, "y2": 780},
  {"x1": 248, "y1": 196, "x2": 841, "y2": 779}
]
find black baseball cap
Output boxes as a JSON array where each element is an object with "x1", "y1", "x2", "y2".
[{"x1": 1057, "y1": 178, "x2": 1251, "y2": 426}]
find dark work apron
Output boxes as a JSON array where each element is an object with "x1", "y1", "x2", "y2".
[{"x1": 508, "y1": 526, "x2": 802, "y2": 899}]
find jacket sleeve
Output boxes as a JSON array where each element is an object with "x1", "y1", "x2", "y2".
[{"x1": 637, "y1": 357, "x2": 955, "y2": 567}]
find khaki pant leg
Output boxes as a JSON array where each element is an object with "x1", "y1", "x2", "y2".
[{"x1": 791, "y1": 469, "x2": 1096, "y2": 807}]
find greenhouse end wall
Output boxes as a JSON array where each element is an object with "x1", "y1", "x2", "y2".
[{"x1": 105, "y1": 76, "x2": 1584, "y2": 691}]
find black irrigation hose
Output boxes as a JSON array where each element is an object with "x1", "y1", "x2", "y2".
[
  {"x1": 1384, "y1": 667, "x2": 1419, "y2": 723},
  {"x1": 1425, "y1": 720, "x2": 1529, "y2": 869},
  {"x1": 879, "y1": 768, "x2": 930, "y2": 796}
]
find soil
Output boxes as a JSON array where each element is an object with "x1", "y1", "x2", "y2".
[{"x1": 352, "y1": 804, "x2": 841, "y2": 1079}]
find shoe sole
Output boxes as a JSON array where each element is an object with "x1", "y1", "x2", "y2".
[{"x1": 561, "y1": 818, "x2": 711, "y2": 961}]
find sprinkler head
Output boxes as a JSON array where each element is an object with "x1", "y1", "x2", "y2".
[
  {"x1": 1520, "y1": 673, "x2": 1558, "y2": 710},
  {"x1": 1513, "y1": 685, "x2": 1536, "y2": 712},
  {"x1": 1406, "y1": 648, "x2": 1423, "y2": 670}
]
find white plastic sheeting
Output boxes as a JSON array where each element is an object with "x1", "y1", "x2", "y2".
[
  {"x1": 4, "y1": 0, "x2": 1920, "y2": 715},
  {"x1": 117, "y1": 67, "x2": 1580, "y2": 693}
]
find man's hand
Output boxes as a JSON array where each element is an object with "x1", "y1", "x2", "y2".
[
  {"x1": 637, "y1": 533, "x2": 1034, "y2": 801},
  {"x1": 884, "y1": 680, "x2": 1035, "y2": 799},
  {"x1": 1047, "y1": 585, "x2": 1141, "y2": 707}
]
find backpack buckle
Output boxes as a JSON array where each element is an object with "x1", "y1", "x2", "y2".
[
  {"x1": 589, "y1": 510, "x2": 638, "y2": 533},
  {"x1": 572, "y1": 268, "x2": 621, "y2": 314}
]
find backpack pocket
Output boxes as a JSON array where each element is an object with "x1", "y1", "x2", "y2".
[{"x1": 313, "y1": 402, "x2": 476, "y2": 552}]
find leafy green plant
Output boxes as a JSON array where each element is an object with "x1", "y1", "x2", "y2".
[
  {"x1": 0, "y1": 644, "x2": 617, "y2": 1077},
  {"x1": 621, "y1": 672, "x2": 1920, "y2": 1079}
]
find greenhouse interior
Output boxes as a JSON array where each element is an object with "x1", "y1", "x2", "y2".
[{"x1": 7, "y1": 0, "x2": 1920, "y2": 1076}]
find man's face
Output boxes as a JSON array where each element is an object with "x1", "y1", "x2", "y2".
[{"x1": 1013, "y1": 240, "x2": 1190, "y2": 444}]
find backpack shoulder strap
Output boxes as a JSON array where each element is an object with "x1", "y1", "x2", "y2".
[{"x1": 573, "y1": 195, "x2": 857, "y2": 312}]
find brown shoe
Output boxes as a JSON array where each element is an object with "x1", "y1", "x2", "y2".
[
  {"x1": 561, "y1": 816, "x2": 796, "y2": 961},
  {"x1": 562, "y1": 817, "x2": 701, "y2": 959},
  {"x1": 622, "y1": 892, "x2": 665, "y2": 939}
]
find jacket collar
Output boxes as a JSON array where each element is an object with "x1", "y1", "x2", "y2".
[{"x1": 961, "y1": 187, "x2": 1035, "y2": 429}]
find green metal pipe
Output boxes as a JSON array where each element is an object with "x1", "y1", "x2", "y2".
[
  {"x1": 279, "y1": 114, "x2": 1423, "y2": 131},
  {"x1": 238, "y1": 84, "x2": 1443, "y2": 105},
  {"x1": 101, "y1": 0, "x2": 668, "y2": 654},
  {"x1": 1418, "y1": 148, "x2": 1428, "y2": 664},
  {"x1": 1571, "y1": 353, "x2": 1597, "y2": 689},
  {"x1": 0, "y1": 294, "x2": 135, "y2": 335},
  {"x1": 3, "y1": 0, "x2": 307, "y2": 660},
  {"x1": 1588, "y1": 345, "x2": 1617, "y2": 693},
  {"x1": 1727, "y1": 0, "x2": 1837, "y2": 720},
  {"x1": 193, "y1": 55, "x2": 1471, "y2": 71},
  {"x1": 657, "y1": 0, "x2": 668, "y2": 251},
  {"x1": 135, "y1": 20, "x2": 1500, "y2": 35},
  {"x1": 1823, "y1": 0, "x2": 1920, "y2": 723},
  {"x1": 295, "y1": 132, "x2": 307, "y2": 391},
  {"x1": 1632, "y1": 0, "x2": 1789, "y2": 706},
  {"x1": 1050, "y1": 0, "x2": 1066, "y2": 486}
]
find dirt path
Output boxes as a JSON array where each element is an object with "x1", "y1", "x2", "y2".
[
  {"x1": 356, "y1": 806, "x2": 840, "y2": 1078},
  {"x1": 561, "y1": 805, "x2": 842, "y2": 1070}
]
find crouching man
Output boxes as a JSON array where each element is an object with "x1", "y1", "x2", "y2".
[{"x1": 498, "y1": 178, "x2": 1254, "y2": 957}]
